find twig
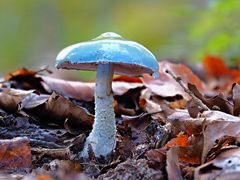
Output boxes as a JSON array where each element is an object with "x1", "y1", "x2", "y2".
[
  {"x1": 32, "y1": 147, "x2": 71, "y2": 159},
  {"x1": 29, "y1": 138, "x2": 65, "y2": 148},
  {"x1": 36, "y1": 66, "x2": 52, "y2": 74},
  {"x1": 165, "y1": 69, "x2": 209, "y2": 111},
  {"x1": 121, "y1": 110, "x2": 163, "y2": 122}
]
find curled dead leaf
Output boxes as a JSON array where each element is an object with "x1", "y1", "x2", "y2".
[
  {"x1": 167, "y1": 109, "x2": 203, "y2": 136},
  {"x1": 0, "y1": 88, "x2": 35, "y2": 112},
  {"x1": 142, "y1": 61, "x2": 204, "y2": 100},
  {"x1": 168, "y1": 109, "x2": 240, "y2": 163},
  {"x1": 195, "y1": 148, "x2": 240, "y2": 180},
  {"x1": 25, "y1": 92, "x2": 94, "y2": 127},
  {"x1": 20, "y1": 93, "x2": 49, "y2": 109},
  {"x1": 0, "y1": 137, "x2": 31, "y2": 172},
  {"x1": 4, "y1": 68, "x2": 37, "y2": 81},
  {"x1": 139, "y1": 89, "x2": 162, "y2": 119},
  {"x1": 45, "y1": 92, "x2": 94, "y2": 126},
  {"x1": 4, "y1": 68, "x2": 48, "y2": 92},
  {"x1": 202, "y1": 119, "x2": 240, "y2": 163},
  {"x1": 188, "y1": 83, "x2": 233, "y2": 115}
]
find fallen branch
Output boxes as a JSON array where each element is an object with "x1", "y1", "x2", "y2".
[{"x1": 166, "y1": 69, "x2": 209, "y2": 112}]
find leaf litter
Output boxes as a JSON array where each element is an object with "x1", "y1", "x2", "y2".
[{"x1": 1, "y1": 56, "x2": 240, "y2": 179}]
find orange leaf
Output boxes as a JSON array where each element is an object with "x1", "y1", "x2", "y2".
[
  {"x1": 165, "y1": 134, "x2": 189, "y2": 148},
  {"x1": 113, "y1": 75, "x2": 142, "y2": 83},
  {"x1": 203, "y1": 55, "x2": 240, "y2": 79},
  {"x1": 168, "y1": 134, "x2": 203, "y2": 165},
  {"x1": 4, "y1": 68, "x2": 37, "y2": 80},
  {"x1": 203, "y1": 55, "x2": 229, "y2": 77},
  {"x1": 37, "y1": 175, "x2": 53, "y2": 180}
]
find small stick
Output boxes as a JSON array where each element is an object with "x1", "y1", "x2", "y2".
[
  {"x1": 30, "y1": 139, "x2": 65, "y2": 148},
  {"x1": 121, "y1": 110, "x2": 163, "y2": 122},
  {"x1": 32, "y1": 147, "x2": 71, "y2": 159},
  {"x1": 165, "y1": 69, "x2": 209, "y2": 111}
]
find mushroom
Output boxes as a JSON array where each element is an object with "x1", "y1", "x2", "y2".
[{"x1": 55, "y1": 32, "x2": 159, "y2": 158}]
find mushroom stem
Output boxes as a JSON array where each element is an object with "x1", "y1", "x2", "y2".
[{"x1": 81, "y1": 63, "x2": 116, "y2": 158}]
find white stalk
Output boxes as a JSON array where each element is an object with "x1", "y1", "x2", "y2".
[{"x1": 81, "y1": 63, "x2": 116, "y2": 158}]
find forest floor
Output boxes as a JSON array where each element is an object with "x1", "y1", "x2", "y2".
[{"x1": 1, "y1": 55, "x2": 240, "y2": 179}]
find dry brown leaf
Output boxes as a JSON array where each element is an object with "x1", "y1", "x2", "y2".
[
  {"x1": 188, "y1": 83, "x2": 233, "y2": 114},
  {"x1": 166, "y1": 147, "x2": 183, "y2": 180},
  {"x1": 145, "y1": 148, "x2": 166, "y2": 167},
  {"x1": 0, "y1": 88, "x2": 34, "y2": 112},
  {"x1": 20, "y1": 93, "x2": 49, "y2": 109},
  {"x1": 40, "y1": 76, "x2": 144, "y2": 102},
  {"x1": 112, "y1": 81, "x2": 144, "y2": 96},
  {"x1": 202, "y1": 119, "x2": 240, "y2": 163},
  {"x1": 25, "y1": 92, "x2": 94, "y2": 127},
  {"x1": 232, "y1": 83, "x2": 240, "y2": 116},
  {"x1": 0, "y1": 137, "x2": 31, "y2": 172},
  {"x1": 32, "y1": 160, "x2": 84, "y2": 180},
  {"x1": 4, "y1": 68, "x2": 48, "y2": 92},
  {"x1": 205, "y1": 136, "x2": 236, "y2": 162},
  {"x1": 168, "y1": 109, "x2": 240, "y2": 163},
  {"x1": 146, "y1": 133, "x2": 203, "y2": 167},
  {"x1": 167, "y1": 109, "x2": 203, "y2": 136},
  {"x1": 40, "y1": 76, "x2": 95, "y2": 102},
  {"x1": 187, "y1": 99, "x2": 200, "y2": 118},
  {"x1": 115, "y1": 85, "x2": 144, "y2": 116},
  {"x1": 195, "y1": 148, "x2": 240, "y2": 180},
  {"x1": 44, "y1": 92, "x2": 94, "y2": 126},
  {"x1": 142, "y1": 61, "x2": 204, "y2": 100},
  {"x1": 139, "y1": 89, "x2": 162, "y2": 119}
]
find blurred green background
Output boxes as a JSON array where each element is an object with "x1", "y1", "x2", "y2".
[{"x1": 0, "y1": 0, "x2": 239, "y2": 80}]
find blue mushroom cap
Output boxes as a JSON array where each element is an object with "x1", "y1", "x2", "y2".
[{"x1": 56, "y1": 32, "x2": 159, "y2": 77}]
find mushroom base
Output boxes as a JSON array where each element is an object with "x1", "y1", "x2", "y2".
[
  {"x1": 81, "y1": 64, "x2": 116, "y2": 158},
  {"x1": 81, "y1": 95, "x2": 116, "y2": 157}
]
